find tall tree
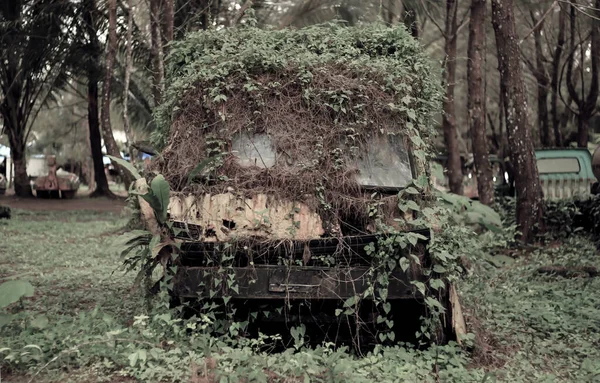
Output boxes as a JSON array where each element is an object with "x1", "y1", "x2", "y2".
[
  {"x1": 441, "y1": 0, "x2": 463, "y2": 195},
  {"x1": 550, "y1": 6, "x2": 566, "y2": 146},
  {"x1": 0, "y1": 0, "x2": 73, "y2": 196},
  {"x1": 492, "y1": 0, "x2": 543, "y2": 242},
  {"x1": 83, "y1": 0, "x2": 113, "y2": 197},
  {"x1": 164, "y1": 0, "x2": 174, "y2": 43},
  {"x1": 467, "y1": 0, "x2": 493, "y2": 205},
  {"x1": 529, "y1": 10, "x2": 551, "y2": 147},
  {"x1": 565, "y1": 1, "x2": 599, "y2": 148},
  {"x1": 100, "y1": 0, "x2": 123, "y2": 166},
  {"x1": 122, "y1": 0, "x2": 135, "y2": 161},
  {"x1": 149, "y1": 0, "x2": 165, "y2": 106},
  {"x1": 403, "y1": 2, "x2": 419, "y2": 38}
]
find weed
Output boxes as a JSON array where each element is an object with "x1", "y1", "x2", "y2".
[{"x1": 1, "y1": 209, "x2": 599, "y2": 382}]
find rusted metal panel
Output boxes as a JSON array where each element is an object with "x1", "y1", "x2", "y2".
[{"x1": 168, "y1": 193, "x2": 324, "y2": 241}]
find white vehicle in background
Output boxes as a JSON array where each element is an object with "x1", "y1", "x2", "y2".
[{"x1": 27, "y1": 155, "x2": 49, "y2": 181}]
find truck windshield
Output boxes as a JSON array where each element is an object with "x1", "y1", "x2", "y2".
[
  {"x1": 232, "y1": 132, "x2": 412, "y2": 189},
  {"x1": 355, "y1": 134, "x2": 412, "y2": 189}
]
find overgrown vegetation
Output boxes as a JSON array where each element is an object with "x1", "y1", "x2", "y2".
[
  {"x1": 1, "y1": 207, "x2": 599, "y2": 382},
  {"x1": 153, "y1": 23, "x2": 441, "y2": 197}
]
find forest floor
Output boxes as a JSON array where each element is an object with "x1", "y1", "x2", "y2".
[
  {"x1": 0, "y1": 206, "x2": 599, "y2": 382},
  {"x1": 0, "y1": 184, "x2": 127, "y2": 213}
]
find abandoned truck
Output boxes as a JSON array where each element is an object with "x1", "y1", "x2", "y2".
[{"x1": 137, "y1": 24, "x2": 464, "y2": 346}]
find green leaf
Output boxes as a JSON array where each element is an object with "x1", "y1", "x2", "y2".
[
  {"x1": 30, "y1": 315, "x2": 49, "y2": 330},
  {"x1": 382, "y1": 302, "x2": 391, "y2": 314},
  {"x1": 151, "y1": 242, "x2": 170, "y2": 259},
  {"x1": 378, "y1": 288, "x2": 388, "y2": 301},
  {"x1": 429, "y1": 279, "x2": 445, "y2": 290},
  {"x1": 399, "y1": 257, "x2": 410, "y2": 272},
  {"x1": 343, "y1": 296, "x2": 357, "y2": 308},
  {"x1": 128, "y1": 351, "x2": 138, "y2": 367},
  {"x1": 406, "y1": 200, "x2": 420, "y2": 211},
  {"x1": 425, "y1": 297, "x2": 446, "y2": 312},
  {"x1": 140, "y1": 192, "x2": 162, "y2": 216},
  {"x1": 150, "y1": 175, "x2": 171, "y2": 222},
  {"x1": 106, "y1": 155, "x2": 141, "y2": 180},
  {"x1": 0, "y1": 280, "x2": 34, "y2": 309},
  {"x1": 411, "y1": 281, "x2": 426, "y2": 295}
]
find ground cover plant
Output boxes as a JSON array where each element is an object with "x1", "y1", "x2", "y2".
[{"x1": 1, "y1": 205, "x2": 599, "y2": 382}]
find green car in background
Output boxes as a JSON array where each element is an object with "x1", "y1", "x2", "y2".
[
  {"x1": 435, "y1": 148, "x2": 600, "y2": 201},
  {"x1": 536, "y1": 148, "x2": 598, "y2": 200}
]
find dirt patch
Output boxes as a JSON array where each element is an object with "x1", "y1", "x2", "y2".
[{"x1": 0, "y1": 191, "x2": 127, "y2": 214}]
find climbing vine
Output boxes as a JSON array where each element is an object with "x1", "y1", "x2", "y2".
[{"x1": 116, "y1": 23, "x2": 506, "y2": 348}]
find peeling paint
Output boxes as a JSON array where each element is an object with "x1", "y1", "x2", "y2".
[{"x1": 168, "y1": 193, "x2": 325, "y2": 241}]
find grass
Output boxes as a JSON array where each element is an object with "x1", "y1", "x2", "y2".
[
  {"x1": 0, "y1": 210, "x2": 135, "y2": 321},
  {"x1": 0, "y1": 209, "x2": 599, "y2": 382},
  {"x1": 461, "y1": 236, "x2": 600, "y2": 382}
]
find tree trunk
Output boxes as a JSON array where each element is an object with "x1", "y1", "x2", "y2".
[
  {"x1": 101, "y1": 0, "x2": 130, "y2": 189},
  {"x1": 84, "y1": 0, "x2": 113, "y2": 197},
  {"x1": 403, "y1": 2, "x2": 419, "y2": 38},
  {"x1": 491, "y1": 0, "x2": 543, "y2": 243},
  {"x1": 531, "y1": 10, "x2": 551, "y2": 147},
  {"x1": 550, "y1": 8, "x2": 566, "y2": 147},
  {"x1": 2, "y1": 109, "x2": 31, "y2": 197},
  {"x1": 385, "y1": 0, "x2": 398, "y2": 26},
  {"x1": 10, "y1": 145, "x2": 30, "y2": 197},
  {"x1": 1, "y1": 2, "x2": 32, "y2": 197},
  {"x1": 163, "y1": 0, "x2": 174, "y2": 43},
  {"x1": 101, "y1": 0, "x2": 122, "y2": 162},
  {"x1": 565, "y1": 0, "x2": 599, "y2": 148},
  {"x1": 149, "y1": 0, "x2": 165, "y2": 106},
  {"x1": 577, "y1": 0, "x2": 599, "y2": 148},
  {"x1": 467, "y1": 0, "x2": 494, "y2": 205},
  {"x1": 123, "y1": 0, "x2": 135, "y2": 162},
  {"x1": 536, "y1": 84, "x2": 550, "y2": 147},
  {"x1": 442, "y1": 0, "x2": 463, "y2": 195}
]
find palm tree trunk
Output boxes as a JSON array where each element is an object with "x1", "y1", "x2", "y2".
[
  {"x1": 123, "y1": 0, "x2": 135, "y2": 162},
  {"x1": 84, "y1": 0, "x2": 113, "y2": 198},
  {"x1": 1, "y1": 2, "x2": 32, "y2": 197},
  {"x1": 101, "y1": 0, "x2": 122, "y2": 162}
]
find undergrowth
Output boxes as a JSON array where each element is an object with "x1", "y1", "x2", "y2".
[{"x1": 1, "y1": 207, "x2": 599, "y2": 382}]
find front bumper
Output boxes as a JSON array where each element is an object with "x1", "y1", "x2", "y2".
[
  {"x1": 172, "y1": 231, "x2": 429, "y2": 301},
  {"x1": 173, "y1": 266, "x2": 417, "y2": 300}
]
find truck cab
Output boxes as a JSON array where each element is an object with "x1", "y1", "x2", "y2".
[{"x1": 535, "y1": 148, "x2": 597, "y2": 200}]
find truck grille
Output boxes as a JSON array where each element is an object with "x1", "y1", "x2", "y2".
[{"x1": 177, "y1": 233, "x2": 428, "y2": 268}]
